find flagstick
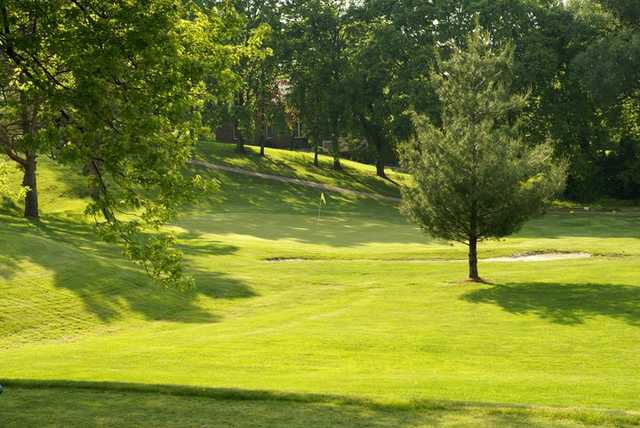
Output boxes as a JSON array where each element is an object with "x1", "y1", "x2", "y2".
[{"x1": 316, "y1": 192, "x2": 326, "y2": 228}]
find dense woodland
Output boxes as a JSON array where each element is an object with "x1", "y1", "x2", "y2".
[
  {"x1": 223, "y1": 0, "x2": 640, "y2": 201},
  {"x1": 1, "y1": 0, "x2": 639, "y2": 284}
]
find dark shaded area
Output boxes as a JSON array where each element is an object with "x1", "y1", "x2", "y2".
[
  {"x1": 0, "y1": 215, "x2": 255, "y2": 327},
  {"x1": 175, "y1": 236, "x2": 238, "y2": 257},
  {"x1": 463, "y1": 282, "x2": 640, "y2": 326},
  {"x1": 191, "y1": 162, "x2": 640, "y2": 247},
  {"x1": 182, "y1": 167, "x2": 427, "y2": 248},
  {"x1": 2, "y1": 379, "x2": 635, "y2": 428},
  {"x1": 0, "y1": 196, "x2": 22, "y2": 216},
  {"x1": 514, "y1": 211, "x2": 640, "y2": 239}
]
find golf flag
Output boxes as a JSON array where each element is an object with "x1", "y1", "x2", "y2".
[{"x1": 320, "y1": 192, "x2": 327, "y2": 205}]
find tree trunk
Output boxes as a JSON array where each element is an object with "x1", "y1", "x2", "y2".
[
  {"x1": 313, "y1": 138, "x2": 319, "y2": 167},
  {"x1": 332, "y1": 139, "x2": 341, "y2": 170},
  {"x1": 22, "y1": 151, "x2": 38, "y2": 219},
  {"x1": 468, "y1": 236, "x2": 480, "y2": 282},
  {"x1": 373, "y1": 135, "x2": 387, "y2": 178},
  {"x1": 234, "y1": 118, "x2": 244, "y2": 153},
  {"x1": 375, "y1": 158, "x2": 386, "y2": 178},
  {"x1": 256, "y1": 108, "x2": 265, "y2": 157},
  {"x1": 235, "y1": 137, "x2": 244, "y2": 153},
  {"x1": 235, "y1": 139, "x2": 244, "y2": 153}
]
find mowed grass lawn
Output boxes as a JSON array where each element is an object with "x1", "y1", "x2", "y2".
[{"x1": 1, "y1": 145, "x2": 640, "y2": 426}]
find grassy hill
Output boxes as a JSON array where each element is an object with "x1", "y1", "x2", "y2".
[
  {"x1": 196, "y1": 141, "x2": 410, "y2": 197},
  {"x1": 1, "y1": 146, "x2": 640, "y2": 427}
]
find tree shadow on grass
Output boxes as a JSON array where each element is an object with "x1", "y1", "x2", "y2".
[
  {"x1": 514, "y1": 211, "x2": 640, "y2": 239},
  {"x1": 462, "y1": 282, "x2": 640, "y2": 326},
  {"x1": 176, "y1": 239, "x2": 239, "y2": 257},
  {"x1": 0, "y1": 215, "x2": 255, "y2": 330},
  {"x1": 3, "y1": 379, "x2": 634, "y2": 428}
]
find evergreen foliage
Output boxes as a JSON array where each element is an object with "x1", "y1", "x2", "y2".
[{"x1": 400, "y1": 28, "x2": 566, "y2": 281}]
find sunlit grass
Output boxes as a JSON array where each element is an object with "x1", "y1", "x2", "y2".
[
  {"x1": 1, "y1": 149, "x2": 639, "y2": 426},
  {"x1": 196, "y1": 141, "x2": 411, "y2": 197}
]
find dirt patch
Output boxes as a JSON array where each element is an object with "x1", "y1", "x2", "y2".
[
  {"x1": 265, "y1": 253, "x2": 593, "y2": 264},
  {"x1": 264, "y1": 257, "x2": 314, "y2": 263},
  {"x1": 484, "y1": 252, "x2": 592, "y2": 262}
]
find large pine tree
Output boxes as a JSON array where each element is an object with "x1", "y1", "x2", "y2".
[{"x1": 400, "y1": 27, "x2": 566, "y2": 282}]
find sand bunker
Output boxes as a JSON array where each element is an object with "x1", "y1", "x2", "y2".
[
  {"x1": 266, "y1": 253, "x2": 593, "y2": 263},
  {"x1": 484, "y1": 252, "x2": 592, "y2": 262}
]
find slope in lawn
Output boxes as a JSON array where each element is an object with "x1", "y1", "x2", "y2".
[
  {"x1": 1, "y1": 150, "x2": 640, "y2": 426},
  {"x1": 196, "y1": 141, "x2": 409, "y2": 198}
]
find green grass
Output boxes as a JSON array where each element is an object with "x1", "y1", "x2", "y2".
[
  {"x1": 3, "y1": 381, "x2": 637, "y2": 428},
  {"x1": 196, "y1": 141, "x2": 409, "y2": 197},
  {"x1": 1, "y1": 149, "x2": 640, "y2": 426}
]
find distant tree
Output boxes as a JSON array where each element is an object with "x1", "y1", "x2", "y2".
[
  {"x1": 225, "y1": 0, "x2": 277, "y2": 155},
  {"x1": 568, "y1": 0, "x2": 640, "y2": 198},
  {"x1": 346, "y1": 4, "x2": 413, "y2": 178},
  {"x1": 400, "y1": 28, "x2": 566, "y2": 282},
  {"x1": 572, "y1": 0, "x2": 640, "y2": 105},
  {"x1": 283, "y1": 0, "x2": 351, "y2": 170},
  {"x1": 374, "y1": 0, "x2": 608, "y2": 199}
]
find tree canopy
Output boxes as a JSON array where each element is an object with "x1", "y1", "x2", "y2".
[
  {"x1": 2, "y1": 0, "x2": 640, "y2": 286},
  {"x1": 0, "y1": 0, "x2": 249, "y2": 287}
]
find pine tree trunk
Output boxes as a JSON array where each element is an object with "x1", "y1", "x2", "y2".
[
  {"x1": 259, "y1": 135, "x2": 265, "y2": 157},
  {"x1": 22, "y1": 151, "x2": 38, "y2": 219},
  {"x1": 468, "y1": 236, "x2": 479, "y2": 281},
  {"x1": 467, "y1": 198, "x2": 481, "y2": 281}
]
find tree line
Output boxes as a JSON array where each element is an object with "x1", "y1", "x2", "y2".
[
  {"x1": 229, "y1": 0, "x2": 639, "y2": 198},
  {"x1": 1, "y1": 0, "x2": 637, "y2": 285}
]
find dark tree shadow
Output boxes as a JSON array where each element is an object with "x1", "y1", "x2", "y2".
[
  {"x1": 0, "y1": 214, "x2": 255, "y2": 329},
  {"x1": 514, "y1": 211, "x2": 640, "y2": 239},
  {"x1": 3, "y1": 379, "x2": 633, "y2": 427},
  {"x1": 176, "y1": 238, "x2": 238, "y2": 257},
  {"x1": 462, "y1": 282, "x2": 640, "y2": 326}
]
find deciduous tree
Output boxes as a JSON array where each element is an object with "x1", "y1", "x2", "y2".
[
  {"x1": 0, "y1": 0, "x2": 244, "y2": 287},
  {"x1": 283, "y1": 0, "x2": 351, "y2": 170},
  {"x1": 346, "y1": 4, "x2": 413, "y2": 178},
  {"x1": 225, "y1": 0, "x2": 276, "y2": 155}
]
